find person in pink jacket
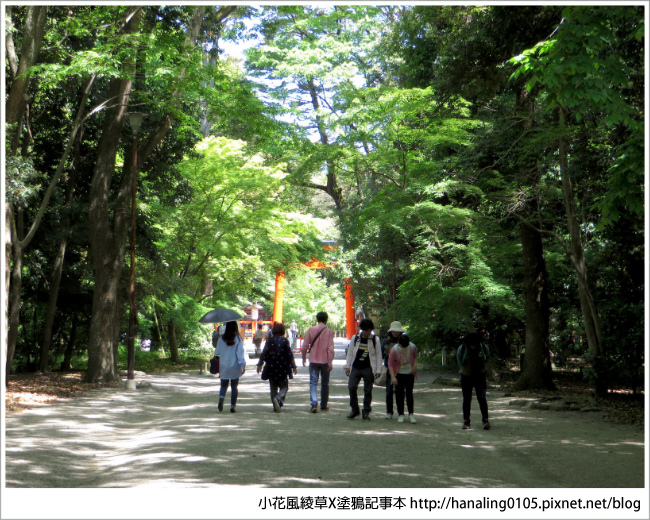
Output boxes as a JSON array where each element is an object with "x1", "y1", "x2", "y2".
[
  {"x1": 301, "y1": 311, "x2": 335, "y2": 413},
  {"x1": 388, "y1": 334, "x2": 418, "y2": 424}
]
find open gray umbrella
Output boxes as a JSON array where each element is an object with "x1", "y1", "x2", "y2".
[{"x1": 198, "y1": 308, "x2": 243, "y2": 324}]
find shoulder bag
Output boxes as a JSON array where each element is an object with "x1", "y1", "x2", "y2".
[{"x1": 306, "y1": 326, "x2": 327, "y2": 353}]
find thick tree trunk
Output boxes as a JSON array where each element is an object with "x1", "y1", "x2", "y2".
[
  {"x1": 85, "y1": 9, "x2": 142, "y2": 383},
  {"x1": 514, "y1": 219, "x2": 555, "y2": 390},
  {"x1": 513, "y1": 89, "x2": 554, "y2": 391}
]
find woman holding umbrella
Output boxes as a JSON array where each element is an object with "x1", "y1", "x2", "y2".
[{"x1": 214, "y1": 321, "x2": 247, "y2": 412}]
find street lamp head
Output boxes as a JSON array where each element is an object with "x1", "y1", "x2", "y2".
[{"x1": 128, "y1": 112, "x2": 147, "y2": 135}]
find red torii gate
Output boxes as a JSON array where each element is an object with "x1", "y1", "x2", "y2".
[{"x1": 271, "y1": 244, "x2": 356, "y2": 339}]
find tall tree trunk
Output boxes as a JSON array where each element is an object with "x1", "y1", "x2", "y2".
[
  {"x1": 4, "y1": 205, "x2": 13, "y2": 378},
  {"x1": 168, "y1": 320, "x2": 179, "y2": 363},
  {"x1": 5, "y1": 6, "x2": 47, "y2": 127},
  {"x1": 514, "y1": 218, "x2": 554, "y2": 390},
  {"x1": 558, "y1": 106, "x2": 604, "y2": 395},
  {"x1": 4, "y1": 6, "x2": 47, "y2": 382},
  {"x1": 513, "y1": 89, "x2": 554, "y2": 391},
  {"x1": 85, "y1": 9, "x2": 142, "y2": 383},
  {"x1": 7, "y1": 71, "x2": 96, "y2": 378},
  {"x1": 60, "y1": 315, "x2": 78, "y2": 371},
  {"x1": 6, "y1": 217, "x2": 24, "y2": 379},
  {"x1": 39, "y1": 123, "x2": 85, "y2": 371}
]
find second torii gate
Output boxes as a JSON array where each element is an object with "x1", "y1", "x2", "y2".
[{"x1": 271, "y1": 245, "x2": 356, "y2": 339}]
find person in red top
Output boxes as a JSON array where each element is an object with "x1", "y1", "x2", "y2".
[{"x1": 301, "y1": 311, "x2": 335, "y2": 413}]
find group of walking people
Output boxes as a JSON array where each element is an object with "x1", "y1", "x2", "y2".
[{"x1": 212, "y1": 312, "x2": 490, "y2": 429}]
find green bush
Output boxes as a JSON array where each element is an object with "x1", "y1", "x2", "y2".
[
  {"x1": 418, "y1": 352, "x2": 459, "y2": 372},
  {"x1": 116, "y1": 345, "x2": 212, "y2": 373}
]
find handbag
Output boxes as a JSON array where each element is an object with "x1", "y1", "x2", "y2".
[
  {"x1": 374, "y1": 365, "x2": 388, "y2": 386},
  {"x1": 209, "y1": 356, "x2": 219, "y2": 375},
  {"x1": 261, "y1": 364, "x2": 270, "y2": 381}
]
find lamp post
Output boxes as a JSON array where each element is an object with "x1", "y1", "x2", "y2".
[{"x1": 126, "y1": 112, "x2": 146, "y2": 390}]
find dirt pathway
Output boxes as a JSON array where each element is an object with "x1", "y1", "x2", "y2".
[
  {"x1": 0, "y1": 360, "x2": 648, "y2": 520},
  {"x1": 3, "y1": 364, "x2": 646, "y2": 517}
]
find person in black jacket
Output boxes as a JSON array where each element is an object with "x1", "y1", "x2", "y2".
[
  {"x1": 257, "y1": 322, "x2": 298, "y2": 412},
  {"x1": 457, "y1": 332, "x2": 491, "y2": 430}
]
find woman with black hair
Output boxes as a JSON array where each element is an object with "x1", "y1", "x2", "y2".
[
  {"x1": 214, "y1": 321, "x2": 246, "y2": 413},
  {"x1": 256, "y1": 322, "x2": 298, "y2": 412}
]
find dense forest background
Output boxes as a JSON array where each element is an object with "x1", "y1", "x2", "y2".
[{"x1": 3, "y1": 5, "x2": 645, "y2": 397}]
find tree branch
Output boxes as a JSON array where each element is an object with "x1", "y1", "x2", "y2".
[
  {"x1": 16, "y1": 74, "x2": 97, "y2": 249},
  {"x1": 509, "y1": 211, "x2": 576, "y2": 266}
]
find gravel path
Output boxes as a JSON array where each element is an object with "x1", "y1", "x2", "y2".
[{"x1": 3, "y1": 358, "x2": 646, "y2": 518}]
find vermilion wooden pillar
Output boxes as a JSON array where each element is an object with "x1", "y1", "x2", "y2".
[
  {"x1": 272, "y1": 270, "x2": 285, "y2": 324},
  {"x1": 272, "y1": 261, "x2": 355, "y2": 338},
  {"x1": 345, "y1": 279, "x2": 355, "y2": 339}
]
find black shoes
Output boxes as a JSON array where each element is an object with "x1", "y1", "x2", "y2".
[
  {"x1": 362, "y1": 410, "x2": 370, "y2": 420},
  {"x1": 347, "y1": 409, "x2": 360, "y2": 419}
]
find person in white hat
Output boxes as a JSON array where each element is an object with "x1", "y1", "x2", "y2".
[{"x1": 381, "y1": 321, "x2": 407, "y2": 419}]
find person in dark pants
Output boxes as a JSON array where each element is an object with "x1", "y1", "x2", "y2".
[
  {"x1": 388, "y1": 333, "x2": 418, "y2": 424},
  {"x1": 457, "y1": 332, "x2": 491, "y2": 430},
  {"x1": 256, "y1": 322, "x2": 297, "y2": 412},
  {"x1": 344, "y1": 319, "x2": 382, "y2": 420},
  {"x1": 381, "y1": 321, "x2": 405, "y2": 419}
]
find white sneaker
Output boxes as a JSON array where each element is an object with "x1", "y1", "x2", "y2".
[
  {"x1": 397, "y1": 415, "x2": 405, "y2": 423},
  {"x1": 385, "y1": 413, "x2": 393, "y2": 420},
  {"x1": 409, "y1": 414, "x2": 417, "y2": 424}
]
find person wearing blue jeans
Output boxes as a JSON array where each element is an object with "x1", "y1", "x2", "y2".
[
  {"x1": 219, "y1": 378, "x2": 239, "y2": 412},
  {"x1": 301, "y1": 312, "x2": 335, "y2": 413},
  {"x1": 309, "y1": 363, "x2": 330, "y2": 410}
]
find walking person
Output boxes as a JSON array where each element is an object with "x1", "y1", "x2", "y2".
[
  {"x1": 381, "y1": 321, "x2": 405, "y2": 419},
  {"x1": 256, "y1": 322, "x2": 298, "y2": 412},
  {"x1": 301, "y1": 311, "x2": 335, "y2": 412},
  {"x1": 344, "y1": 318, "x2": 382, "y2": 420},
  {"x1": 253, "y1": 324, "x2": 265, "y2": 356},
  {"x1": 215, "y1": 321, "x2": 247, "y2": 413},
  {"x1": 289, "y1": 319, "x2": 298, "y2": 347},
  {"x1": 388, "y1": 333, "x2": 418, "y2": 424},
  {"x1": 457, "y1": 332, "x2": 491, "y2": 430}
]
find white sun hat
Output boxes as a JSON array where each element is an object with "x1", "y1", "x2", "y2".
[{"x1": 387, "y1": 321, "x2": 407, "y2": 333}]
